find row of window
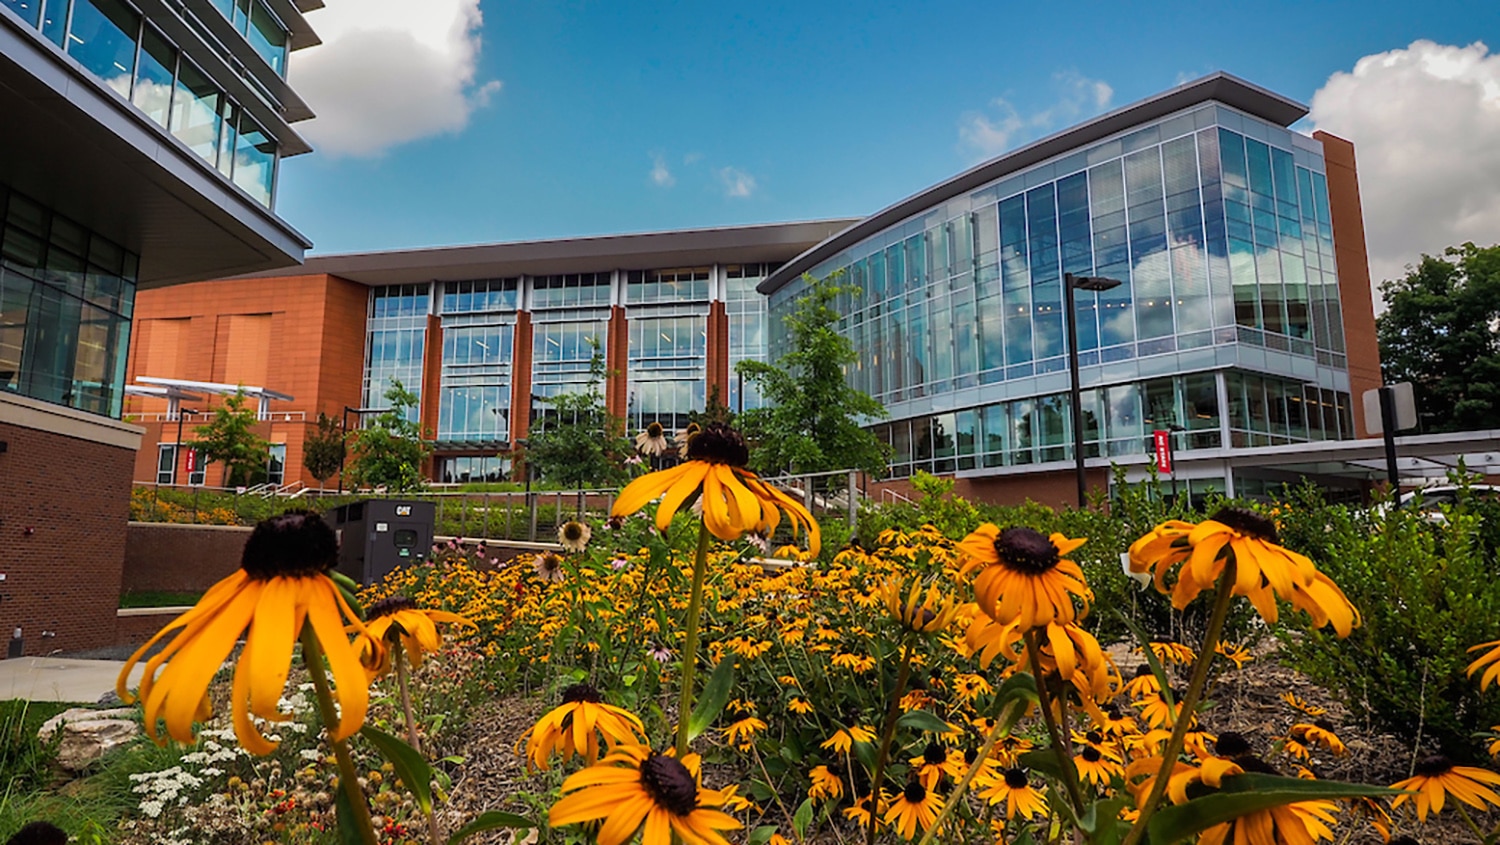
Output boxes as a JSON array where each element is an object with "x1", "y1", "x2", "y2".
[
  {"x1": 0, "y1": 186, "x2": 136, "y2": 417},
  {"x1": 872, "y1": 370, "x2": 1351, "y2": 480},
  {"x1": 3, "y1": 0, "x2": 281, "y2": 207},
  {"x1": 207, "y1": 0, "x2": 290, "y2": 76},
  {"x1": 154, "y1": 443, "x2": 284, "y2": 486}
]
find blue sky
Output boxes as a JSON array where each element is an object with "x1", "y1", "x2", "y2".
[{"x1": 280, "y1": 1, "x2": 1499, "y2": 288}]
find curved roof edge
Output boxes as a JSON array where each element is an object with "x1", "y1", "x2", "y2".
[{"x1": 758, "y1": 72, "x2": 1308, "y2": 295}]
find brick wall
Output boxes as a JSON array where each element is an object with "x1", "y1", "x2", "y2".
[
  {"x1": 0, "y1": 422, "x2": 134, "y2": 657},
  {"x1": 122, "y1": 522, "x2": 252, "y2": 594}
]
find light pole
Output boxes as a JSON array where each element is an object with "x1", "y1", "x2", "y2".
[
  {"x1": 1166, "y1": 422, "x2": 1186, "y2": 504},
  {"x1": 174, "y1": 407, "x2": 199, "y2": 486},
  {"x1": 1064, "y1": 272, "x2": 1123, "y2": 508}
]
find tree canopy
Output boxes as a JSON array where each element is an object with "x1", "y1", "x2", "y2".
[
  {"x1": 526, "y1": 343, "x2": 631, "y2": 488},
  {"x1": 346, "y1": 379, "x2": 430, "y2": 492},
  {"x1": 303, "y1": 412, "x2": 346, "y2": 485},
  {"x1": 191, "y1": 390, "x2": 269, "y2": 488},
  {"x1": 1377, "y1": 242, "x2": 1500, "y2": 433},
  {"x1": 735, "y1": 274, "x2": 889, "y2": 477}
]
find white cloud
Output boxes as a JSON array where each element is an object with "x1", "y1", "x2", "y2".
[
  {"x1": 1309, "y1": 40, "x2": 1500, "y2": 299},
  {"x1": 290, "y1": 0, "x2": 502, "y2": 157},
  {"x1": 649, "y1": 153, "x2": 675, "y2": 187},
  {"x1": 717, "y1": 166, "x2": 757, "y2": 198},
  {"x1": 959, "y1": 71, "x2": 1114, "y2": 161}
]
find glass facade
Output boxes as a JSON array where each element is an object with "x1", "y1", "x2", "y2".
[
  {"x1": 725, "y1": 263, "x2": 773, "y2": 413},
  {"x1": 776, "y1": 102, "x2": 1354, "y2": 480},
  {"x1": 625, "y1": 268, "x2": 709, "y2": 431},
  {"x1": 3, "y1": 0, "x2": 286, "y2": 207},
  {"x1": 0, "y1": 185, "x2": 136, "y2": 417},
  {"x1": 364, "y1": 284, "x2": 429, "y2": 421}
]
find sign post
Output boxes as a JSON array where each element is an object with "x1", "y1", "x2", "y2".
[{"x1": 1362, "y1": 382, "x2": 1418, "y2": 501}]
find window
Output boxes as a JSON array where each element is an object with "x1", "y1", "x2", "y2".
[
  {"x1": 2, "y1": 0, "x2": 42, "y2": 26},
  {"x1": 247, "y1": 1, "x2": 288, "y2": 76},
  {"x1": 626, "y1": 268, "x2": 708, "y2": 304},
  {"x1": 66, "y1": 0, "x2": 139, "y2": 98},
  {"x1": 171, "y1": 61, "x2": 223, "y2": 165},
  {"x1": 188, "y1": 449, "x2": 206, "y2": 486},
  {"x1": 132, "y1": 26, "x2": 176, "y2": 128},
  {"x1": 232, "y1": 116, "x2": 276, "y2": 207},
  {"x1": 157, "y1": 443, "x2": 177, "y2": 485},
  {"x1": 532, "y1": 273, "x2": 611, "y2": 309},
  {"x1": 266, "y1": 444, "x2": 286, "y2": 485}
]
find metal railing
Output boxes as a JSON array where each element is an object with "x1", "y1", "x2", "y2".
[{"x1": 131, "y1": 468, "x2": 869, "y2": 544}]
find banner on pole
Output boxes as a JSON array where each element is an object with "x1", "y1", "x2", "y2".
[{"x1": 1153, "y1": 429, "x2": 1172, "y2": 474}]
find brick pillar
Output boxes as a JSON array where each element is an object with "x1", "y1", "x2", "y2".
[
  {"x1": 1314, "y1": 130, "x2": 1383, "y2": 438},
  {"x1": 510, "y1": 311, "x2": 534, "y2": 442},
  {"x1": 420, "y1": 313, "x2": 443, "y2": 477},
  {"x1": 705, "y1": 301, "x2": 729, "y2": 410},
  {"x1": 606, "y1": 306, "x2": 628, "y2": 421}
]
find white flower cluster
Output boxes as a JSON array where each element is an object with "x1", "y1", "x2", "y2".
[{"x1": 130, "y1": 766, "x2": 205, "y2": 817}]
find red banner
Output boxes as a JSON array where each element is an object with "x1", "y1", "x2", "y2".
[
  {"x1": 185, "y1": 448, "x2": 197, "y2": 473},
  {"x1": 1153, "y1": 430, "x2": 1172, "y2": 474}
]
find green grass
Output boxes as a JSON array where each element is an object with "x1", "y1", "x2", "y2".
[{"x1": 119, "y1": 591, "x2": 204, "y2": 609}]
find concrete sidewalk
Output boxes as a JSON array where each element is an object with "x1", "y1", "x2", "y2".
[{"x1": 0, "y1": 657, "x2": 143, "y2": 703}]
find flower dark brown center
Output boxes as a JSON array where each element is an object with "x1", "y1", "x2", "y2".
[
  {"x1": 1314, "y1": 718, "x2": 1335, "y2": 732},
  {"x1": 561, "y1": 522, "x2": 587, "y2": 542},
  {"x1": 994, "y1": 528, "x2": 1060, "y2": 575},
  {"x1": 1214, "y1": 732, "x2": 1251, "y2": 758},
  {"x1": 241, "y1": 511, "x2": 339, "y2": 580},
  {"x1": 1210, "y1": 507, "x2": 1279, "y2": 543},
  {"x1": 903, "y1": 780, "x2": 926, "y2": 803},
  {"x1": 1233, "y1": 755, "x2": 1280, "y2": 775},
  {"x1": 1085, "y1": 730, "x2": 1104, "y2": 744},
  {"x1": 963, "y1": 747, "x2": 978, "y2": 765},
  {"x1": 561, "y1": 683, "x2": 602, "y2": 704},
  {"x1": 923, "y1": 742, "x2": 946, "y2": 765},
  {"x1": 646, "y1": 421, "x2": 664, "y2": 438},
  {"x1": 1003, "y1": 768, "x2": 1030, "y2": 789},
  {"x1": 1081, "y1": 745, "x2": 1102, "y2": 763},
  {"x1": 1414, "y1": 755, "x2": 1454, "y2": 778},
  {"x1": 684, "y1": 422, "x2": 749, "y2": 466},
  {"x1": 366, "y1": 596, "x2": 417, "y2": 621},
  {"x1": 640, "y1": 753, "x2": 699, "y2": 816}
]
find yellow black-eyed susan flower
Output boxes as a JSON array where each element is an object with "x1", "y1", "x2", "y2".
[
  {"x1": 909, "y1": 741, "x2": 964, "y2": 791},
  {"x1": 521, "y1": 683, "x2": 647, "y2": 770},
  {"x1": 821, "y1": 724, "x2": 877, "y2": 753},
  {"x1": 1074, "y1": 744, "x2": 1124, "y2": 787},
  {"x1": 1195, "y1": 799, "x2": 1339, "y2": 845},
  {"x1": 354, "y1": 596, "x2": 475, "y2": 677},
  {"x1": 722, "y1": 716, "x2": 767, "y2": 750},
  {"x1": 115, "y1": 512, "x2": 371, "y2": 755},
  {"x1": 884, "y1": 780, "x2": 943, "y2": 840},
  {"x1": 883, "y1": 576, "x2": 958, "y2": 634},
  {"x1": 808, "y1": 764, "x2": 844, "y2": 802},
  {"x1": 557, "y1": 520, "x2": 592, "y2": 553},
  {"x1": 1289, "y1": 721, "x2": 1347, "y2": 757},
  {"x1": 1147, "y1": 641, "x2": 1196, "y2": 666},
  {"x1": 1467, "y1": 638, "x2": 1500, "y2": 690},
  {"x1": 959, "y1": 525, "x2": 1089, "y2": 630},
  {"x1": 635, "y1": 421, "x2": 671, "y2": 456},
  {"x1": 1215, "y1": 641, "x2": 1253, "y2": 669},
  {"x1": 978, "y1": 767, "x2": 1049, "y2": 820},
  {"x1": 548, "y1": 744, "x2": 741, "y2": 845},
  {"x1": 1391, "y1": 755, "x2": 1500, "y2": 821},
  {"x1": 787, "y1": 697, "x2": 814, "y2": 715},
  {"x1": 611, "y1": 423, "x2": 819, "y2": 553},
  {"x1": 842, "y1": 793, "x2": 886, "y2": 831}
]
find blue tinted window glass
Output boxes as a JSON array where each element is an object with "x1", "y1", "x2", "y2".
[
  {"x1": 3, "y1": 0, "x2": 42, "y2": 27},
  {"x1": 67, "y1": 0, "x2": 138, "y2": 98}
]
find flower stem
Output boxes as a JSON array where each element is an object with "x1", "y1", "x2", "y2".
[
  {"x1": 914, "y1": 696, "x2": 1027, "y2": 845},
  {"x1": 1022, "y1": 628, "x2": 1086, "y2": 816},
  {"x1": 674, "y1": 520, "x2": 714, "y2": 752},
  {"x1": 300, "y1": 626, "x2": 377, "y2": 845},
  {"x1": 868, "y1": 633, "x2": 917, "y2": 845},
  {"x1": 395, "y1": 647, "x2": 442, "y2": 845},
  {"x1": 1455, "y1": 800, "x2": 1489, "y2": 843},
  {"x1": 1121, "y1": 559, "x2": 1237, "y2": 845}
]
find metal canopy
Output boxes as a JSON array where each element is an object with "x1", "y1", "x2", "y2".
[{"x1": 134, "y1": 377, "x2": 293, "y2": 420}]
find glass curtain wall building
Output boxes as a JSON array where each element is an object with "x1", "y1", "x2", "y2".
[{"x1": 762, "y1": 74, "x2": 1367, "y2": 495}]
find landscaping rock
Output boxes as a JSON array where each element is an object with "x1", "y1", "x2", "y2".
[{"x1": 37, "y1": 707, "x2": 140, "y2": 771}]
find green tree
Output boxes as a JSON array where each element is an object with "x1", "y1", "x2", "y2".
[
  {"x1": 735, "y1": 273, "x2": 889, "y2": 476},
  {"x1": 527, "y1": 342, "x2": 631, "y2": 488},
  {"x1": 347, "y1": 379, "x2": 430, "y2": 492},
  {"x1": 303, "y1": 412, "x2": 346, "y2": 487},
  {"x1": 192, "y1": 389, "x2": 270, "y2": 488},
  {"x1": 1378, "y1": 242, "x2": 1500, "y2": 432}
]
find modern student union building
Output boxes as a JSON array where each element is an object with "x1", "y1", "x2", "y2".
[{"x1": 128, "y1": 73, "x2": 1402, "y2": 508}]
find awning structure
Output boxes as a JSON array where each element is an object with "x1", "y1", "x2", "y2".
[{"x1": 129, "y1": 377, "x2": 294, "y2": 420}]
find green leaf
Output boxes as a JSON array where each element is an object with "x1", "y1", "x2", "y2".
[
  {"x1": 747, "y1": 825, "x2": 780, "y2": 845},
  {"x1": 686, "y1": 658, "x2": 736, "y2": 743},
  {"x1": 897, "y1": 710, "x2": 953, "y2": 734},
  {"x1": 360, "y1": 725, "x2": 434, "y2": 814},
  {"x1": 1147, "y1": 773, "x2": 1403, "y2": 845},
  {"x1": 1017, "y1": 749, "x2": 1065, "y2": 783},
  {"x1": 792, "y1": 797, "x2": 814, "y2": 839},
  {"x1": 1079, "y1": 797, "x2": 1130, "y2": 845},
  {"x1": 334, "y1": 784, "x2": 366, "y2": 845},
  {"x1": 447, "y1": 810, "x2": 536, "y2": 845}
]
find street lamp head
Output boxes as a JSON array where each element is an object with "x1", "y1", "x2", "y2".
[{"x1": 1066, "y1": 273, "x2": 1124, "y2": 293}]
